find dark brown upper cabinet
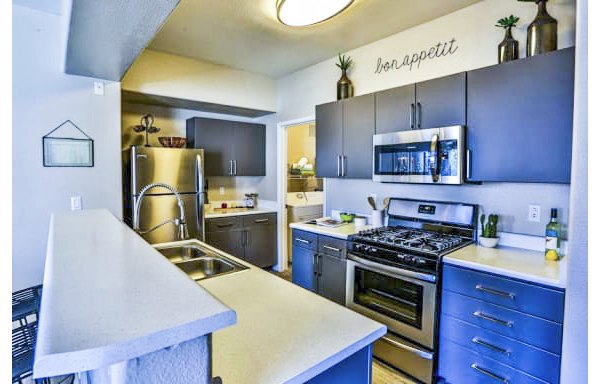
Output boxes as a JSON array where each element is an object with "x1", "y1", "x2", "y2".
[
  {"x1": 315, "y1": 94, "x2": 375, "y2": 179},
  {"x1": 186, "y1": 117, "x2": 266, "y2": 177},
  {"x1": 466, "y1": 48, "x2": 574, "y2": 183},
  {"x1": 375, "y1": 73, "x2": 466, "y2": 133}
]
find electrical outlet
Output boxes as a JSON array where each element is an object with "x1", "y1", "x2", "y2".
[
  {"x1": 219, "y1": 186, "x2": 225, "y2": 195},
  {"x1": 71, "y1": 196, "x2": 82, "y2": 211},
  {"x1": 528, "y1": 205, "x2": 541, "y2": 222}
]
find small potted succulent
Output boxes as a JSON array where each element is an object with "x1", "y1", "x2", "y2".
[
  {"x1": 496, "y1": 15, "x2": 520, "y2": 63},
  {"x1": 336, "y1": 53, "x2": 354, "y2": 100},
  {"x1": 479, "y1": 214, "x2": 500, "y2": 248}
]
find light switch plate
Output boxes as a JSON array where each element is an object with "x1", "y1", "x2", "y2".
[{"x1": 94, "y1": 81, "x2": 104, "y2": 96}]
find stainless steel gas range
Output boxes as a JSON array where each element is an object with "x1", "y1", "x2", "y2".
[{"x1": 345, "y1": 198, "x2": 477, "y2": 383}]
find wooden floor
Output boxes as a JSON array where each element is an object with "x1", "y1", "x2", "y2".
[{"x1": 270, "y1": 268, "x2": 416, "y2": 384}]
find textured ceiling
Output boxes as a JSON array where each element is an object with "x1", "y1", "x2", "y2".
[{"x1": 149, "y1": 0, "x2": 482, "y2": 78}]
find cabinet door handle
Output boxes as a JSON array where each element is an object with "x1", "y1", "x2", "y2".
[
  {"x1": 228, "y1": 160, "x2": 233, "y2": 175},
  {"x1": 470, "y1": 364, "x2": 509, "y2": 383},
  {"x1": 342, "y1": 155, "x2": 347, "y2": 177},
  {"x1": 245, "y1": 230, "x2": 250, "y2": 247},
  {"x1": 318, "y1": 255, "x2": 323, "y2": 276},
  {"x1": 295, "y1": 238, "x2": 311, "y2": 245},
  {"x1": 337, "y1": 155, "x2": 341, "y2": 177},
  {"x1": 471, "y1": 337, "x2": 511, "y2": 356},
  {"x1": 473, "y1": 311, "x2": 513, "y2": 328},
  {"x1": 233, "y1": 160, "x2": 237, "y2": 176},
  {"x1": 217, "y1": 223, "x2": 234, "y2": 228},
  {"x1": 323, "y1": 245, "x2": 341, "y2": 253},
  {"x1": 466, "y1": 149, "x2": 472, "y2": 179},
  {"x1": 313, "y1": 254, "x2": 318, "y2": 275},
  {"x1": 416, "y1": 102, "x2": 422, "y2": 129},
  {"x1": 475, "y1": 284, "x2": 516, "y2": 299},
  {"x1": 410, "y1": 103, "x2": 415, "y2": 129},
  {"x1": 254, "y1": 218, "x2": 269, "y2": 224}
]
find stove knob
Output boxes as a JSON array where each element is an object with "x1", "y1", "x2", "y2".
[
  {"x1": 369, "y1": 247, "x2": 378, "y2": 253},
  {"x1": 397, "y1": 254, "x2": 405, "y2": 260},
  {"x1": 417, "y1": 259, "x2": 427, "y2": 265}
]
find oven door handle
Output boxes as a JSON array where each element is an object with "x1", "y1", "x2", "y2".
[
  {"x1": 348, "y1": 254, "x2": 436, "y2": 283},
  {"x1": 380, "y1": 336, "x2": 434, "y2": 360}
]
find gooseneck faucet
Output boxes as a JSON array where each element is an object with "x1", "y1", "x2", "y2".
[{"x1": 133, "y1": 182, "x2": 189, "y2": 240}]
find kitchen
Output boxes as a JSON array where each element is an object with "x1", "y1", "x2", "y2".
[{"x1": 9, "y1": 0, "x2": 590, "y2": 384}]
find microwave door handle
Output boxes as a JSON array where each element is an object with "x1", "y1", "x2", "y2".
[
  {"x1": 410, "y1": 103, "x2": 415, "y2": 129},
  {"x1": 430, "y1": 133, "x2": 440, "y2": 182}
]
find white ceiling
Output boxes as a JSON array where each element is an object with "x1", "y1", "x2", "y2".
[{"x1": 149, "y1": 0, "x2": 482, "y2": 78}]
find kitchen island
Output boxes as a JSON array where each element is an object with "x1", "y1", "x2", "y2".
[
  {"x1": 34, "y1": 210, "x2": 236, "y2": 383},
  {"x1": 36, "y1": 209, "x2": 385, "y2": 383}
]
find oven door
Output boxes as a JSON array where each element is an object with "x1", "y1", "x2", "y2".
[
  {"x1": 346, "y1": 254, "x2": 437, "y2": 349},
  {"x1": 372, "y1": 125, "x2": 464, "y2": 184}
]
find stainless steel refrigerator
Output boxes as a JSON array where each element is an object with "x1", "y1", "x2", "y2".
[{"x1": 123, "y1": 146, "x2": 205, "y2": 244}]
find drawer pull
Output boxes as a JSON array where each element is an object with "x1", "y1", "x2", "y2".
[
  {"x1": 473, "y1": 311, "x2": 513, "y2": 328},
  {"x1": 470, "y1": 364, "x2": 509, "y2": 383},
  {"x1": 471, "y1": 337, "x2": 511, "y2": 356},
  {"x1": 217, "y1": 223, "x2": 234, "y2": 228},
  {"x1": 323, "y1": 245, "x2": 341, "y2": 253},
  {"x1": 295, "y1": 238, "x2": 311, "y2": 244},
  {"x1": 476, "y1": 284, "x2": 516, "y2": 299},
  {"x1": 254, "y1": 218, "x2": 269, "y2": 223}
]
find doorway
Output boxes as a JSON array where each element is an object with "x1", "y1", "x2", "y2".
[{"x1": 276, "y1": 116, "x2": 324, "y2": 272}]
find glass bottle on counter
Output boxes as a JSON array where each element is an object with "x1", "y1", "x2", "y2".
[{"x1": 545, "y1": 208, "x2": 561, "y2": 261}]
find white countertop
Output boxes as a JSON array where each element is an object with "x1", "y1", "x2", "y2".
[
  {"x1": 289, "y1": 221, "x2": 370, "y2": 239},
  {"x1": 34, "y1": 210, "x2": 236, "y2": 378},
  {"x1": 443, "y1": 244, "x2": 567, "y2": 288},
  {"x1": 196, "y1": 241, "x2": 386, "y2": 384}
]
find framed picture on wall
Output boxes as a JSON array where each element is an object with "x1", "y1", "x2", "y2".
[{"x1": 42, "y1": 120, "x2": 94, "y2": 167}]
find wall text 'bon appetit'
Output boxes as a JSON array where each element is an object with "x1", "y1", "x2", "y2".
[{"x1": 375, "y1": 38, "x2": 459, "y2": 74}]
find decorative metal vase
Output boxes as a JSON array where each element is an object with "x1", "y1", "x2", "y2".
[
  {"x1": 337, "y1": 69, "x2": 354, "y2": 100},
  {"x1": 498, "y1": 27, "x2": 519, "y2": 63},
  {"x1": 526, "y1": 0, "x2": 557, "y2": 56}
]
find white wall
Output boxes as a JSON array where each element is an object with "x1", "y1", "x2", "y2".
[
  {"x1": 122, "y1": 50, "x2": 278, "y2": 113},
  {"x1": 277, "y1": 0, "x2": 576, "y2": 236},
  {"x1": 122, "y1": 103, "x2": 278, "y2": 202},
  {"x1": 560, "y1": 0, "x2": 588, "y2": 381},
  {"x1": 12, "y1": 4, "x2": 122, "y2": 291}
]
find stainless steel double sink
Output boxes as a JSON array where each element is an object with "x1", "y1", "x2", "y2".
[{"x1": 154, "y1": 242, "x2": 248, "y2": 281}]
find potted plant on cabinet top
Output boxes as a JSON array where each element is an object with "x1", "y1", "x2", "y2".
[
  {"x1": 336, "y1": 53, "x2": 354, "y2": 100},
  {"x1": 479, "y1": 214, "x2": 500, "y2": 248},
  {"x1": 496, "y1": 15, "x2": 520, "y2": 63}
]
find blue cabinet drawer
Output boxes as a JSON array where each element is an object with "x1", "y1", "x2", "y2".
[
  {"x1": 441, "y1": 290, "x2": 563, "y2": 354},
  {"x1": 443, "y1": 265, "x2": 565, "y2": 323},
  {"x1": 440, "y1": 314, "x2": 561, "y2": 383},
  {"x1": 292, "y1": 229, "x2": 318, "y2": 251},
  {"x1": 318, "y1": 236, "x2": 347, "y2": 259},
  {"x1": 438, "y1": 338, "x2": 547, "y2": 384}
]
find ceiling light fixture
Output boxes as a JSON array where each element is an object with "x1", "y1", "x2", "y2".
[{"x1": 276, "y1": 0, "x2": 355, "y2": 27}]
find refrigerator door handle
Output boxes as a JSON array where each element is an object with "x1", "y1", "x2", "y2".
[{"x1": 196, "y1": 154, "x2": 205, "y2": 241}]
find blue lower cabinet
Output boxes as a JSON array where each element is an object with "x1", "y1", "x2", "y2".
[
  {"x1": 439, "y1": 314, "x2": 561, "y2": 383},
  {"x1": 306, "y1": 345, "x2": 372, "y2": 384},
  {"x1": 438, "y1": 338, "x2": 548, "y2": 384},
  {"x1": 292, "y1": 245, "x2": 317, "y2": 292},
  {"x1": 441, "y1": 290, "x2": 563, "y2": 354}
]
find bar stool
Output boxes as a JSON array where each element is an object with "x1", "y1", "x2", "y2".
[{"x1": 12, "y1": 285, "x2": 52, "y2": 384}]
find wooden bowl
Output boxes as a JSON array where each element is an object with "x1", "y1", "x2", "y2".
[{"x1": 158, "y1": 137, "x2": 187, "y2": 148}]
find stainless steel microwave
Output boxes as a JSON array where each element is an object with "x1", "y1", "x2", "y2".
[{"x1": 372, "y1": 126, "x2": 465, "y2": 184}]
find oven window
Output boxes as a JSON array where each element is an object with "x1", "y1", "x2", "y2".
[
  {"x1": 374, "y1": 140, "x2": 458, "y2": 177},
  {"x1": 354, "y1": 267, "x2": 423, "y2": 329}
]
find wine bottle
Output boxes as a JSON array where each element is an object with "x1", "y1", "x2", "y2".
[{"x1": 545, "y1": 208, "x2": 561, "y2": 261}]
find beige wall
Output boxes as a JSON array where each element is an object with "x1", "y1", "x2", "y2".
[
  {"x1": 287, "y1": 123, "x2": 316, "y2": 167},
  {"x1": 122, "y1": 50, "x2": 278, "y2": 113}
]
